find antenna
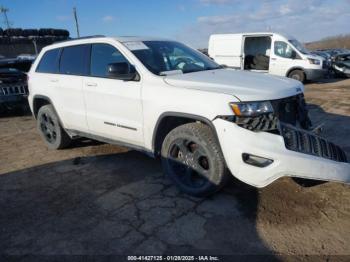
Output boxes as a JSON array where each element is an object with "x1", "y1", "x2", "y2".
[
  {"x1": 0, "y1": 6, "x2": 11, "y2": 29},
  {"x1": 73, "y1": 7, "x2": 80, "y2": 38}
]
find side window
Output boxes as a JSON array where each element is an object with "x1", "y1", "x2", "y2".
[
  {"x1": 90, "y1": 43, "x2": 129, "y2": 78},
  {"x1": 36, "y1": 49, "x2": 60, "y2": 73},
  {"x1": 59, "y1": 45, "x2": 90, "y2": 75},
  {"x1": 274, "y1": 41, "x2": 294, "y2": 59}
]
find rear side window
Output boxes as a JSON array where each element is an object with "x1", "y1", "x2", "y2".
[
  {"x1": 59, "y1": 45, "x2": 90, "y2": 75},
  {"x1": 90, "y1": 43, "x2": 129, "y2": 78},
  {"x1": 36, "y1": 49, "x2": 60, "y2": 73}
]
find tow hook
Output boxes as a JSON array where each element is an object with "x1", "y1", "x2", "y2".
[{"x1": 311, "y1": 123, "x2": 324, "y2": 135}]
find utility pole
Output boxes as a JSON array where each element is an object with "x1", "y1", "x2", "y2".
[
  {"x1": 0, "y1": 6, "x2": 10, "y2": 29},
  {"x1": 73, "y1": 7, "x2": 80, "y2": 38}
]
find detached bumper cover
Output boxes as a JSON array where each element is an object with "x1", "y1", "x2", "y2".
[
  {"x1": 213, "y1": 118, "x2": 350, "y2": 188},
  {"x1": 280, "y1": 123, "x2": 347, "y2": 162}
]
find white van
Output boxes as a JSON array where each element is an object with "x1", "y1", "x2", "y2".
[{"x1": 208, "y1": 32, "x2": 327, "y2": 82}]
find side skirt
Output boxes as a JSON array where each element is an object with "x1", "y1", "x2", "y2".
[{"x1": 66, "y1": 129, "x2": 155, "y2": 158}]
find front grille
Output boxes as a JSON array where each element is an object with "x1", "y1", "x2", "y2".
[
  {"x1": 271, "y1": 94, "x2": 311, "y2": 129},
  {"x1": 233, "y1": 94, "x2": 311, "y2": 132},
  {"x1": 0, "y1": 83, "x2": 28, "y2": 96},
  {"x1": 280, "y1": 122, "x2": 347, "y2": 162},
  {"x1": 234, "y1": 113, "x2": 278, "y2": 131}
]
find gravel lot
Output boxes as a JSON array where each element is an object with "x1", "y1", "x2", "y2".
[{"x1": 0, "y1": 79, "x2": 349, "y2": 259}]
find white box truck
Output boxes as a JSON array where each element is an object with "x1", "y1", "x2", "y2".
[{"x1": 208, "y1": 32, "x2": 327, "y2": 82}]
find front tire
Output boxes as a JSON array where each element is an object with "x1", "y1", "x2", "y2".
[
  {"x1": 37, "y1": 104, "x2": 71, "y2": 149},
  {"x1": 161, "y1": 123, "x2": 229, "y2": 197},
  {"x1": 288, "y1": 69, "x2": 305, "y2": 83}
]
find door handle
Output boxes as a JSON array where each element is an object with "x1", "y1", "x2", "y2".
[
  {"x1": 271, "y1": 58, "x2": 277, "y2": 61},
  {"x1": 86, "y1": 82, "x2": 97, "y2": 87},
  {"x1": 50, "y1": 79, "x2": 59, "y2": 82}
]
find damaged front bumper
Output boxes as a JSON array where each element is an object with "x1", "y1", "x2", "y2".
[
  {"x1": 304, "y1": 69, "x2": 327, "y2": 80},
  {"x1": 280, "y1": 123, "x2": 347, "y2": 162},
  {"x1": 213, "y1": 118, "x2": 350, "y2": 188}
]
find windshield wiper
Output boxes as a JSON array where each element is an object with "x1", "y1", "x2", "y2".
[{"x1": 182, "y1": 66, "x2": 221, "y2": 74}]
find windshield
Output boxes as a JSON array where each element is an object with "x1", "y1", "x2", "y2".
[
  {"x1": 126, "y1": 41, "x2": 220, "y2": 75},
  {"x1": 288, "y1": 39, "x2": 309, "y2": 55}
]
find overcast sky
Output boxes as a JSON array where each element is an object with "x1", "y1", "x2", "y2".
[{"x1": 1, "y1": 0, "x2": 349, "y2": 48}]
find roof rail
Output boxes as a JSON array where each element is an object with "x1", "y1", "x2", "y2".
[
  {"x1": 56, "y1": 35, "x2": 106, "y2": 43},
  {"x1": 73, "y1": 35, "x2": 106, "y2": 40}
]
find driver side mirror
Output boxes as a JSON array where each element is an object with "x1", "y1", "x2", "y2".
[
  {"x1": 107, "y1": 62, "x2": 138, "y2": 81},
  {"x1": 291, "y1": 50, "x2": 297, "y2": 59}
]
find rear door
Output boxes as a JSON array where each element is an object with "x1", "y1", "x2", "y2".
[
  {"x1": 31, "y1": 48, "x2": 61, "y2": 109},
  {"x1": 54, "y1": 44, "x2": 90, "y2": 132},
  {"x1": 209, "y1": 35, "x2": 243, "y2": 68},
  {"x1": 83, "y1": 43, "x2": 144, "y2": 146}
]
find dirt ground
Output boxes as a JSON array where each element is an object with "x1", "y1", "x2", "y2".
[{"x1": 0, "y1": 79, "x2": 349, "y2": 260}]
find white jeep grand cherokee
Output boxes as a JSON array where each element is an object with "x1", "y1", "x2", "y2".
[{"x1": 28, "y1": 36, "x2": 350, "y2": 196}]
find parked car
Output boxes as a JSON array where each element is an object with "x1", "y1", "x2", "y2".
[
  {"x1": 0, "y1": 56, "x2": 33, "y2": 112},
  {"x1": 208, "y1": 32, "x2": 327, "y2": 83},
  {"x1": 317, "y1": 48, "x2": 350, "y2": 59},
  {"x1": 0, "y1": 67, "x2": 29, "y2": 112},
  {"x1": 332, "y1": 53, "x2": 350, "y2": 78},
  {"x1": 28, "y1": 36, "x2": 349, "y2": 196}
]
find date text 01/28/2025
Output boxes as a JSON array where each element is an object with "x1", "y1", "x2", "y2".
[{"x1": 127, "y1": 255, "x2": 220, "y2": 261}]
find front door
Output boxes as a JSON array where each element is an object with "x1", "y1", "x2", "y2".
[
  {"x1": 269, "y1": 40, "x2": 295, "y2": 77},
  {"x1": 83, "y1": 43, "x2": 144, "y2": 146}
]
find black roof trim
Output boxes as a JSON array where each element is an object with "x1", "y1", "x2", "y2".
[{"x1": 57, "y1": 35, "x2": 105, "y2": 43}]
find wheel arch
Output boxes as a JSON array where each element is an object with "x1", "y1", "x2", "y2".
[
  {"x1": 32, "y1": 95, "x2": 65, "y2": 128},
  {"x1": 286, "y1": 67, "x2": 305, "y2": 78},
  {"x1": 152, "y1": 112, "x2": 222, "y2": 157}
]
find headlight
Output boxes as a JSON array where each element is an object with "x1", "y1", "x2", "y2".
[
  {"x1": 308, "y1": 58, "x2": 321, "y2": 65},
  {"x1": 230, "y1": 101, "x2": 273, "y2": 116}
]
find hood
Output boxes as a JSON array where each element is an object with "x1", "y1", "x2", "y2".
[
  {"x1": 163, "y1": 69, "x2": 304, "y2": 101},
  {"x1": 305, "y1": 53, "x2": 325, "y2": 61}
]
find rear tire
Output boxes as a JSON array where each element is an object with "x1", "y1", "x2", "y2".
[
  {"x1": 37, "y1": 105, "x2": 71, "y2": 149},
  {"x1": 288, "y1": 69, "x2": 305, "y2": 83},
  {"x1": 161, "y1": 122, "x2": 229, "y2": 197}
]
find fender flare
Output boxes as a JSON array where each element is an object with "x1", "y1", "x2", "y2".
[
  {"x1": 151, "y1": 111, "x2": 222, "y2": 154},
  {"x1": 286, "y1": 66, "x2": 305, "y2": 78},
  {"x1": 32, "y1": 95, "x2": 65, "y2": 128}
]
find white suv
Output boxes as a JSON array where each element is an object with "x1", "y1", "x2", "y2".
[{"x1": 28, "y1": 36, "x2": 350, "y2": 196}]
